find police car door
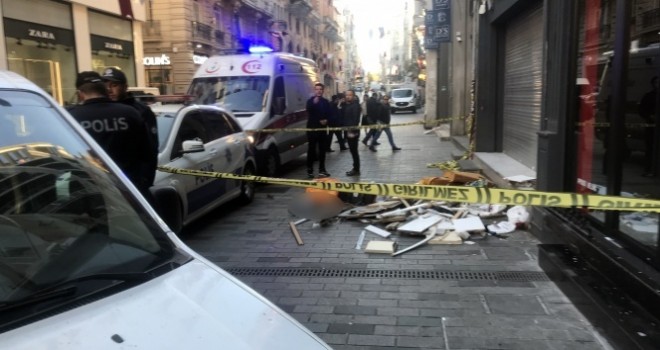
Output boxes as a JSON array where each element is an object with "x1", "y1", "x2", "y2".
[
  {"x1": 200, "y1": 109, "x2": 242, "y2": 200},
  {"x1": 169, "y1": 111, "x2": 216, "y2": 215}
]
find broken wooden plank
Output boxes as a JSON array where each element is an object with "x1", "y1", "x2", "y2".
[
  {"x1": 365, "y1": 240, "x2": 397, "y2": 254},
  {"x1": 364, "y1": 225, "x2": 392, "y2": 238},
  {"x1": 289, "y1": 221, "x2": 304, "y2": 245}
]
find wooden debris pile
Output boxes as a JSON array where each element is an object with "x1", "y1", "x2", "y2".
[{"x1": 336, "y1": 171, "x2": 527, "y2": 256}]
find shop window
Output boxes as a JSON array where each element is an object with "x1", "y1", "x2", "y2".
[
  {"x1": 146, "y1": 68, "x2": 173, "y2": 95},
  {"x1": 574, "y1": 1, "x2": 659, "y2": 252}
]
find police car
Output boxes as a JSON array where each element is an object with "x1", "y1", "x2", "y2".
[
  {"x1": 151, "y1": 103, "x2": 257, "y2": 233},
  {"x1": 0, "y1": 71, "x2": 329, "y2": 349}
]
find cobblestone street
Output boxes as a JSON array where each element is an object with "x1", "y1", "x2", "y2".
[{"x1": 182, "y1": 113, "x2": 609, "y2": 350}]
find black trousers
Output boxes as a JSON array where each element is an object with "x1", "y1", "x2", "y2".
[
  {"x1": 327, "y1": 129, "x2": 345, "y2": 149},
  {"x1": 346, "y1": 131, "x2": 360, "y2": 171},
  {"x1": 307, "y1": 131, "x2": 328, "y2": 171}
]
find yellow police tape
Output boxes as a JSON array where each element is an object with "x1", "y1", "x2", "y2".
[
  {"x1": 157, "y1": 166, "x2": 660, "y2": 213},
  {"x1": 245, "y1": 116, "x2": 465, "y2": 133},
  {"x1": 244, "y1": 117, "x2": 654, "y2": 134}
]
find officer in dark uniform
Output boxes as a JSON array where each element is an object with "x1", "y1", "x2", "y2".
[
  {"x1": 68, "y1": 71, "x2": 155, "y2": 198},
  {"x1": 101, "y1": 67, "x2": 159, "y2": 190}
]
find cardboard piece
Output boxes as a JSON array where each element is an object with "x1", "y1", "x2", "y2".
[
  {"x1": 442, "y1": 171, "x2": 482, "y2": 183},
  {"x1": 452, "y1": 217, "x2": 485, "y2": 232},
  {"x1": 428, "y1": 231, "x2": 463, "y2": 245},
  {"x1": 365, "y1": 240, "x2": 397, "y2": 254}
]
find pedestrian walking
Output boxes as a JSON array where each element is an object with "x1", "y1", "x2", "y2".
[
  {"x1": 305, "y1": 83, "x2": 332, "y2": 178},
  {"x1": 362, "y1": 92, "x2": 381, "y2": 147},
  {"x1": 369, "y1": 95, "x2": 402, "y2": 152},
  {"x1": 341, "y1": 89, "x2": 362, "y2": 176},
  {"x1": 101, "y1": 67, "x2": 159, "y2": 191},
  {"x1": 327, "y1": 93, "x2": 347, "y2": 152},
  {"x1": 67, "y1": 71, "x2": 155, "y2": 197}
]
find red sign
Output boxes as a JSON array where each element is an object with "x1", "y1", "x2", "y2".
[
  {"x1": 241, "y1": 60, "x2": 262, "y2": 74},
  {"x1": 205, "y1": 61, "x2": 220, "y2": 73}
]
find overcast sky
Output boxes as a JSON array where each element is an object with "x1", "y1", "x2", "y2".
[{"x1": 338, "y1": 0, "x2": 407, "y2": 74}]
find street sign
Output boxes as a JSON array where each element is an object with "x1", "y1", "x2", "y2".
[
  {"x1": 433, "y1": 0, "x2": 451, "y2": 43},
  {"x1": 424, "y1": 11, "x2": 439, "y2": 49},
  {"x1": 424, "y1": 0, "x2": 451, "y2": 48}
]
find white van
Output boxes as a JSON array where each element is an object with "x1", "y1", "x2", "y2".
[
  {"x1": 0, "y1": 71, "x2": 330, "y2": 349},
  {"x1": 189, "y1": 52, "x2": 319, "y2": 176},
  {"x1": 389, "y1": 88, "x2": 418, "y2": 114}
]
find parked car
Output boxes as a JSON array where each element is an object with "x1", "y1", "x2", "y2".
[
  {"x1": 151, "y1": 103, "x2": 257, "y2": 233},
  {"x1": 389, "y1": 87, "x2": 418, "y2": 114},
  {"x1": 0, "y1": 71, "x2": 329, "y2": 349}
]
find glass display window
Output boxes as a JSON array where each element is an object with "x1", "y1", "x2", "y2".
[{"x1": 574, "y1": 0, "x2": 659, "y2": 253}]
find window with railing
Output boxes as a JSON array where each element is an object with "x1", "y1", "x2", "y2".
[
  {"x1": 641, "y1": 8, "x2": 660, "y2": 31},
  {"x1": 215, "y1": 30, "x2": 225, "y2": 44},
  {"x1": 192, "y1": 21, "x2": 213, "y2": 41}
]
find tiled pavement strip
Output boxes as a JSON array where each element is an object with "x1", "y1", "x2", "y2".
[{"x1": 182, "y1": 113, "x2": 611, "y2": 350}]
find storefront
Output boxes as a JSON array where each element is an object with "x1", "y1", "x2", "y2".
[
  {"x1": 2, "y1": 0, "x2": 76, "y2": 104},
  {"x1": 89, "y1": 10, "x2": 136, "y2": 86},
  {"x1": 142, "y1": 52, "x2": 208, "y2": 95},
  {"x1": 476, "y1": 0, "x2": 659, "y2": 345},
  {"x1": 1, "y1": 0, "x2": 147, "y2": 104}
]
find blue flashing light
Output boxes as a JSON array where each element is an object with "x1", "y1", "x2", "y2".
[{"x1": 249, "y1": 45, "x2": 274, "y2": 54}]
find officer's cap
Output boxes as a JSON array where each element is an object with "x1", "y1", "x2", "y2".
[
  {"x1": 75, "y1": 71, "x2": 103, "y2": 88},
  {"x1": 101, "y1": 67, "x2": 127, "y2": 84}
]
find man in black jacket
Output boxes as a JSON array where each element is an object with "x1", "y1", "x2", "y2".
[
  {"x1": 362, "y1": 92, "x2": 381, "y2": 146},
  {"x1": 101, "y1": 67, "x2": 159, "y2": 189},
  {"x1": 68, "y1": 71, "x2": 155, "y2": 197},
  {"x1": 305, "y1": 83, "x2": 332, "y2": 178},
  {"x1": 369, "y1": 95, "x2": 402, "y2": 152},
  {"x1": 327, "y1": 93, "x2": 347, "y2": 152},
  {"x1": 341, "y1": 89, "x2": 362, "y2": 176}
]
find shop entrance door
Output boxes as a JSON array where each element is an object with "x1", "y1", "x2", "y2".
[{"x1": 8, "y1": 58, "x2": 64, "y2": 105}]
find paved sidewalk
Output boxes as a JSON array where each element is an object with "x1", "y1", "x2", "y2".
[{"x1": 183, "y1": 113, "x2": 610, "y2": 349}]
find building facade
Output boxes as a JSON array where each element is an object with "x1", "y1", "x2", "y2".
[
  {"x1": 143, "y1": 0, "x2": 344, "y2": 96},
  {"x1": 471, "y1": 0, "x2": 660, "y2": 346},
  {"x1": 0, "y1": 0, "x2": 147, "y2": 105}
]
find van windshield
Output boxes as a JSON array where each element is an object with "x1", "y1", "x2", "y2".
[
  {"x1": 189, "y1": 76, "x2": 270, "y2": 113},
  {"x1": 0, "y1": 90, "x2": 179, "y2": 330},
  {"x1": 391, "y1": 89, "x2": 413, "y2": 98}
]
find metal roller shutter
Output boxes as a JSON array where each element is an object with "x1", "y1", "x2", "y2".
[{"x1": 502, "y1": 4, "x2": 544, "y2": 170}]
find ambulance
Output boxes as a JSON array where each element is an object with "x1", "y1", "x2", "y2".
[{"x1": 189, "y1": 50, "x2": 319, "y2": 176}]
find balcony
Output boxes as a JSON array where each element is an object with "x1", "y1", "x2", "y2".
[
  {"x1": 322, "y1": 17, "x2": 342, "y2": 42},
  {"x1": 640, "y1": 8, "x2": 660, "y2": 34},
  {"x1": 192, "y1": 21, "x2": 213, "y2": 41},
  {"x1": 288, "y1": 0, "x2": 312, "y2": 18},
  {"x1": 241, "y1": 0, "x2": 274, "y2": 18},
  {"x1": 215, "y1": 30, "x2": 225, "y2": 45},
  {"x1": 144, "y1": 20, "x2": 161, "y2": 38},
  {"x1": 305, "y1": 11, "x2": 321, "y2": 27}
]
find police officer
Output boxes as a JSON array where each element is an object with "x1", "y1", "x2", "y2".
[
  {"x1": 101, "y1": 67, "x2": 159, "y2": 189},
  {"x1": 68, "y1": 71, "x2": 155, "y2": 197}
]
